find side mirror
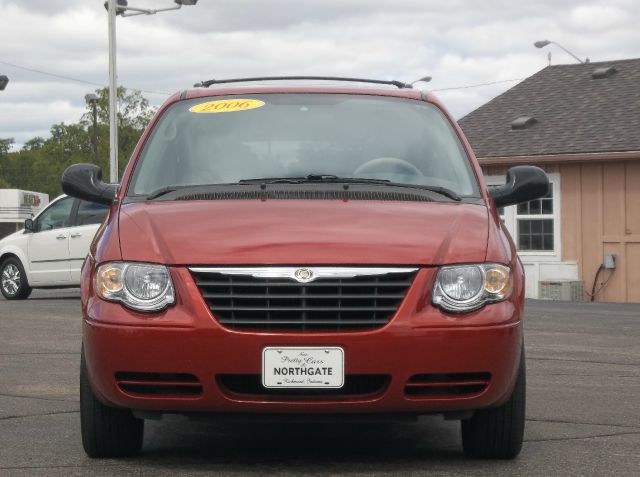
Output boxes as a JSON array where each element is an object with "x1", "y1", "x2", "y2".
[
  {"x1": 61, "y1": 164, "x2": 117, "y2": 205},
  {"x1": 24, "y1": 218, "x2": 34, "y2": 233},
  {"x1": 489, "y1": 166, "x2": 549, "y2": 208}
]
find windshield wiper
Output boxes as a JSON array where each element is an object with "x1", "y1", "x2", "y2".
[
  {"x1": 145, "y1": 184, "x2": 208, "y2": 200},
  {"x1": 238, "y1": 177, "x2": 307, "y2": 184},
  {"x1": 240, "y1": 174, "x2": 389, "y2": 185},
  {"x1": 146, "y1": 176, "x2": 461, "y2": 202},
  {"x1": 145, "y1": 186, "x2": 181, "y2": 200},
  {"x1": 239, "y1": 175, "x2": 461, "y2": 201}
]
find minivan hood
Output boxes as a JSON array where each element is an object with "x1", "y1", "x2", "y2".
[{"x1": 118, "y1": 200, "x2": 488, "y2": 265}]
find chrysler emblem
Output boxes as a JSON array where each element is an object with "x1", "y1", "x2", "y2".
[{"x1": 293, "y1": 268, "x2": 314, "y2": 283}]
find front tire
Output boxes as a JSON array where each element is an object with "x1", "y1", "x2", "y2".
[
  {"x1": 80, "y1": 348, "x2": 144, "y2": 458},
  {"x1": 461, "y1": 348, "x2": 526, "y2": 459},
  {"x1": 1, "y1": 257, "x2": 32, "y2": 300}
]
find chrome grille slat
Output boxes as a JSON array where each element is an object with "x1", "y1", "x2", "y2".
[
  {"x1": 190, "y1": 267, "x2": 418, "y2": 331},
  {"x1": 201, "y1": 293, "x2": 406, "y2": 299},
  {"x1": 217, "y1": 319, "x2": 388, "y2": 325},
  {"x1": 195, "y1": 280, "x2": 414, "y2": 287},
  {"x1": 210, "y1": 306, "x2": 398, "y2": 311}
]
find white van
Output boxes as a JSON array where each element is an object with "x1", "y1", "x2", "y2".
[{"x1": 0, "y1": 195, "x2": 108, "y2": 299}]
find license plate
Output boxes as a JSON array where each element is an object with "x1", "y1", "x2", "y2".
[{"x1": 262, "y1": 347, "x2": 344, "y2": 388}]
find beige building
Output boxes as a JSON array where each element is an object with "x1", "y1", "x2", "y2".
[{"x1": 459, "y1": 58, "x2": 640, "y2": 303}]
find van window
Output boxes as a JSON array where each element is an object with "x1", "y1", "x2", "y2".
[
  {"x1": 35, "y1": 197, "x2": 74, "y2": 232},
  {"x1": 76, "y1": 201, "x2": 109, "y2": 226}
]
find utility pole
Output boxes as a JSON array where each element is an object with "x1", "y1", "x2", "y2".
[
  {"x1": 107, "y1": 0, "x2": 118, "y2": 183},
  {"x1": 104, "y1": 0, "x2": 198, "y2": 184},
  {"x1": 85, "y1": 94, "x2": 100, "y2": 164}
]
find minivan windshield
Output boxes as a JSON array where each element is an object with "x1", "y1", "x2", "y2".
[{"x1": 128, "y1": 94, "x2": 479, "y2": 197}]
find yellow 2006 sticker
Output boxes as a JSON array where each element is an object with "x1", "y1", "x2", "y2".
[{"x1": 189, "y1": 99, "x2": 265, "y2": 113}]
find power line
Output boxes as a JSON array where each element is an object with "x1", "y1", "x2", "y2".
[
  {"x1": 1, "y1": 57, "x2": 526, "y2": 96},
  {"x1": 0, "y1": 59, "x2": 104, "y2": 88},
  {"x1": 0, "y1": 59, "x2": 171, "y2": 96},
  {"x1": 430, "y1": 77, "x2": 525, "y2": 92}
]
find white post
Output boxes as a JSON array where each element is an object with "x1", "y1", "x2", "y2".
[{"x1": 108, "y1": 0, "x2": 119, "y2": 183}]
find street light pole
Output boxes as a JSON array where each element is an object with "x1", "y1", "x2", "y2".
[
  {"x1": 107, "y1": 0, "x2": 118, "y2": 183},
  {"x1": 534, "y1": 40, "x2": 587, "y2": 64},
  {"x1": 105, "y1": 0, "x2": 198, "y2": 184},
  {"x1": 410, "y1": 76, "x2": 432, "y2": 86}
]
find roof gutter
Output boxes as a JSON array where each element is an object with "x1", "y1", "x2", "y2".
[{"x1": 478, "y1": 150, "x2": 640, "y2": 165}]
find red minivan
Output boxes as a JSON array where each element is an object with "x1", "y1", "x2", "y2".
[{"x1": 62, "y1": 77, "x2": 548, "y2": 459}]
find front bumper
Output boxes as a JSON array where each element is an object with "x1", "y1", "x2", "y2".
[{"x1": 82, "y1": 267, "x2": 523, "y2": 415}]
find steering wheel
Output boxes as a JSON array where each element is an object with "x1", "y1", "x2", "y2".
[{"x1": 353, "y1": 157, "x2": 424, "y2": 178}]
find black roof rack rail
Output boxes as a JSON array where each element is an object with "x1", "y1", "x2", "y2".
[{"x1": 193, "y1": 76, "x2": 412, "y2": 89}]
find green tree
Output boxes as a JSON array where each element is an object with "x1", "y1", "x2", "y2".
[
  {"x1": 22, "y1": 137, "x2": 45, "y2": 151},
  {"x1": 0, "y1": 88, "x2": 156, "y2": 198},
  {"x1": 0, "y1": 138, "x2": 13, "y2": 155},
  {"x1": 0, "y1": 138, "x2": 15, "y2": 188},
  {"x1": 81, "y1": 87, "x2": 156, "y2": 177},
  {"x1": 81, "y1": 87, "x2": 155, "y2": 130}
]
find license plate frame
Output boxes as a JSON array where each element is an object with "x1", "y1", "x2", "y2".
[{"x1": 262, "y1": 347, "x2": 345, "y2": 389}]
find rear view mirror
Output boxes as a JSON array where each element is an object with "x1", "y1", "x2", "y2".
[
  {"x1": 489, "y1": 166, "x2": 549, "y2": 208},
  {"x1": 61, "y1": 164, "x2": 117, "y2": 206},
  {"x1": 24, "y1": 218, "x2": 34, "y2": 233}
]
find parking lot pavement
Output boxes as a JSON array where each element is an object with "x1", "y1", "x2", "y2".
[{"x1": 1, "y1": 291, "x2": 639, "y2": 476}]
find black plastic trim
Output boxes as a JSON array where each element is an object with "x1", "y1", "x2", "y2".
[{"x1": 196, "y1": 76, "x2": 411, "y2": 89}]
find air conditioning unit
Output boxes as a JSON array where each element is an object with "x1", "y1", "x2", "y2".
[{"x1": 539, "y1": 280, "x2": 584, "y2": 302}]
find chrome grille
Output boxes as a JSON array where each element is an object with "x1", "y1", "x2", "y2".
[{"x1": 190, "y1": 267, "x2": 417, "y2": 331}]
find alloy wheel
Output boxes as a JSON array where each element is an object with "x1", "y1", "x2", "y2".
[{"x1": 1, "y1": 264, "x2": 21, "y2": 296}]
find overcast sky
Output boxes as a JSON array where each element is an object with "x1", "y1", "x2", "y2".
[{"x1": 1, "y1": 0, "x2": 639, "y2": 149}]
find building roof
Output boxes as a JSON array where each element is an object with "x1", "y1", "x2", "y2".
[{"x1": 458, "y1": 58, "x2": 640, "y2": 158}]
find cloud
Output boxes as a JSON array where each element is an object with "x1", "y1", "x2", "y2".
[
  {"x1": 1, "y1": 0, "x2": 639, "y2": 149},
  {"x1": 568, "y1": 4, "x2": 628, "y2": 32}
]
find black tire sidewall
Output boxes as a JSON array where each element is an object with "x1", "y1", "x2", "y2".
[
  {"x1": 461, "y1": 347, "x2": 526, "y2": 459},
  {"x1": 80, "y1": 347, "x2": 144, "y2": 458}
]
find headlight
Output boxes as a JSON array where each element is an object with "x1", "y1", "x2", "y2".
[
  {"x1": 432, "y1": 263, "x2": 512, "y2": 313},
  {"x1": 95, "y1": 262, "x2": 175, "y2": 312}
]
